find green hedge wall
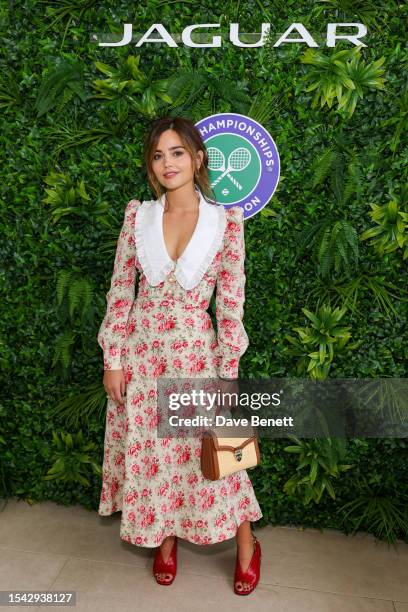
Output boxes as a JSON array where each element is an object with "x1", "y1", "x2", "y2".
[{"x1": 1, "y1": 1, "x2": 407, "y2": 543}]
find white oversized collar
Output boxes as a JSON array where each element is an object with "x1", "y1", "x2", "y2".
[{"x1": 135, "y1": 187, "x2": 226, "y2": 290}]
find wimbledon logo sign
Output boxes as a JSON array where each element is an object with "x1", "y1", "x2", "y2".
[{"x1": 195, "y1": 113, "x2": 280, "y2": 219}]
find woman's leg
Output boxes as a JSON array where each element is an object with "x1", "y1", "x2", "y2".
[{"x1": 235, "y1": 520, "x2": 257, "y2": 593}]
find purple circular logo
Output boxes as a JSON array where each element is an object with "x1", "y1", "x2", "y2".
[{"x1": 195, "y1": 113, "x2": 280, "y2": 219}]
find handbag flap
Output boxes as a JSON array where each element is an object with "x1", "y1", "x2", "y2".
[
  {"x1": 203, "y1": 426, "x2": 257, "y2": 452},
  {"x1": 215, "y1": 436, "x2": 257, "y2": 451}
]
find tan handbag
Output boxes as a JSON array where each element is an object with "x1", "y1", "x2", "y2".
[{"x1": 200, "y1": 425, "x2": 261, "y2": 481}]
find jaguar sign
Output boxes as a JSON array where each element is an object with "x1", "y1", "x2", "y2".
[{"x1": 95, "y1": 22, "x2": 368, "y2": 48}]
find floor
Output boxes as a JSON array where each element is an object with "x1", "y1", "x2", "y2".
[{"x1": 0, "y1": 498, "x2": 407, "y2": 611}]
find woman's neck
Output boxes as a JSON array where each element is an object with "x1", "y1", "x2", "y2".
[{"x1": 164, "y1": 184, "x2": 200, "y2": 213}]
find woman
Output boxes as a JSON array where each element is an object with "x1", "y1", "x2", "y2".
[{"x1": 97, "y1": 116, "x2": 263, "y2": 595}]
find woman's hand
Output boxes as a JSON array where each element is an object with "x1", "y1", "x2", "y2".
[{"x1": 103, "y1": 369, "x2": 127, "y2": 403}]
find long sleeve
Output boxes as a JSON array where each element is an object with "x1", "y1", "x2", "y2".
[
  {"x1": 97, "y1": 199, "x2": 140, "y2": 370},
  {"x1": 215, "y1": 205, "x2": 249, "y2": 379}
]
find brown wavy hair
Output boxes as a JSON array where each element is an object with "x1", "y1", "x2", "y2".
[{"x1": 143, "y1": 116, "x2": 218, "y2": 205}]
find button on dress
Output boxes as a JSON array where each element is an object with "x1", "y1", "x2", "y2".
[{"x1": 97, "y1": 187, "x2": 263, "y2": 547}]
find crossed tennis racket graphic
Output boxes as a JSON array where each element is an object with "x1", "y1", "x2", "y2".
[{"x1": 208, "y1": 146, "x2": 251, "y2": 191}]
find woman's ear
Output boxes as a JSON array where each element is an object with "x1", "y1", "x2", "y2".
[{"x1": 196, "y1": 150, "x2": 204, "y2": 170}]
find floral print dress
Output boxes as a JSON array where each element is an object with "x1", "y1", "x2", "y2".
[{"x1": 97, "y1": 187, "x2": 263, "y2": 547}]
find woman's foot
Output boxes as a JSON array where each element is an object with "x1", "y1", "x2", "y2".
[
  {"x1": 153, "y1": 536, "x2": 177, "y2": 584},
  {"x1": 235, "y1": 533, "x2": 258, "y2": 593}
]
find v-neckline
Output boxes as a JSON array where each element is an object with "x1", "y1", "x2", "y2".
[
  {"x1": 134, "y1": 194, "x2": 227, "y2": 290},
  {"x1": 160, "y1": 192, "x2": 202, "y2": 264}
]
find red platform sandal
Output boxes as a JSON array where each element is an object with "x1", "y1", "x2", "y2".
[
  {"x1": 234, "y1": 534, "x2": 261, "y2": 595},
  {"x1": 153, "y1": 536, "x2": 177, "y2": 585}
]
